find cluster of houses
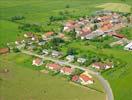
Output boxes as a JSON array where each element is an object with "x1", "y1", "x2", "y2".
[
  {"x1": 32, "y1": 58, "x2": 93, "y2": 85},
  {"x1": 63, "y1": 10, "x2": 128, "y2": 40}
]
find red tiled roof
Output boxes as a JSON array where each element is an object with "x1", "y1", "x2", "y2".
[
  {"x1": 80, "y1": 74, "x2": 92, "y2": 82},
  {"x1": 72, "y1": 75, "x2": 79, "y2": 82},
  {"x1": 45, "y1": 32, "x2": 54, "y2": 37},
  {"x1": 47, "y1": 63, "x2": 61, "y2": 70},
  {"x1": 0, "y1": 48, "x2": 9, "y2": 54},
  {"x1": 61, "y1": 67, "x2": 72, "y2": 73},
  {"x1": 34, "y1": 58, "x2": 42, "y2": 64}
]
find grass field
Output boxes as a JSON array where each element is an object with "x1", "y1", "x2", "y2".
[
  {"x1": 0, "y1": 53, "x2": 105, "y2": 100},
  {"x1": 96, "y1": 3, "x2": 131, "y2": 13},
  {"x1": 0, "y1": 0, "x2": 132, "y2": 100}
]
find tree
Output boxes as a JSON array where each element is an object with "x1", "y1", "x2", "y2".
[
  {"x1": 50, "y1": 37, "x2": 64, "y2": 47},
  {"x1": 13, "y1": 48, "x2": 20, "y2": 53},
  {"x1": 67, "y1": 48, "x2": 78, "y2": 55},
  {"x1": 65, "y1": 4, "x2": 70, "y2": 8}
]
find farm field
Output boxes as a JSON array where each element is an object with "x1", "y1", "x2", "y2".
[
  {"x1": 0, "y1": 0, "x2": 132, "y2": 100},
  {"x1": 0, "y1": 53, "x2": 105, "y2": 100}
]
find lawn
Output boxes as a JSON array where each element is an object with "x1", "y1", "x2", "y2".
[{"x1": 0, "y1": 53, "x2": 105, "y2": 100}]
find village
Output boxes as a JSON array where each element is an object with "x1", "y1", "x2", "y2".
[{"x1": 0, "y1": 10, "x2": 131, "y2": 88}]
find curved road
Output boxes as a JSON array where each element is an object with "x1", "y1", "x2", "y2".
[{"x1": 21, "y1": 50, "x2": 114, "y2": 100}]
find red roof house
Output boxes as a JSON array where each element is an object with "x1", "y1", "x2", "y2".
[
  {"x1": 79, "y1": 73, "x2": 93, "y2": 85},
  {"x1": 32, "y1": 58, "x2": 43, "y2": 66},
  {"x1": 46, "y1": 63, "x2": 61, "y2": 72},
  {"x1": 72, "y1": 75, "x2": 79, "y2": 82},
  {"x1": 60, "y1": 67, "x2": 74, "y2": 75}
]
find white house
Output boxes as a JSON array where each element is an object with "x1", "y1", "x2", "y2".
[
  {"x1": 52, "y1": 50, "x2": 60, "y2": 57},
  {"x1": 77, "y1": 58, "x2": 86, "y2": 63},
  {"x1": 66, "y1": 55, "x2": 75, "y2": 62}
]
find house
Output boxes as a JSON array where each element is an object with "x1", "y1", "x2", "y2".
[
  {"x1": 77, "y1": 58, "x2": 86, "y2": 64},
  {"x1": 92, "y1": 62, "x2": 114, "y2": 70},
  {"x1": 66, "y1": 55, "x2": 75, "y2": 62},
  {"x1": 51, "y1": 50, "x2": 61, "y2": 57},
  {"x1": 0, "y1": 48, "x2": 10, "y2": 54},
  {"x1": 63, "y1": 20, "x2": 75, "y2": 32},
  {"x1": 60, "y1": 67, "x2": 74, "y2": 75},
  {"x1": 46, "y1": 63, "x2": 61, "y2": 72},
  {"x1": 72, "y1": 75, "x2": 79, "y2": 82},
  {"x1": 32, "y1": 58, "x2": 43, "y2": 66},
  {"x1": 42, "y1": 49, "x2": 49, "y2": 55},
  {"x1": 24, "y1": 32, "x2": 33, "y2": 38},
  {"x1": 79, "y1": 72, "x2": 93, "y2": 85},
  {"x1": 42, "y1": 32, "x2": 54, "y2": 39},
  {"x1": 124, "y1": 42, "x2": 132, "y2": 50}
]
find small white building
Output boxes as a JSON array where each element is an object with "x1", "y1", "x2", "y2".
[
  {"x1": 66, "y1": 55, "x2": 75, "y2": 62},
  {"x1": 77, "y1": 58, "x2": 86, "y2": 64},
  {"x1": 124, "y1": 42, "x2": 132, "y2": 51},
  {"x1": 52, "y1": 50, "x2": 60, "y2": 57},
  {"x1": 42, "y1": 49, "x2": 49, "y2": 55}
]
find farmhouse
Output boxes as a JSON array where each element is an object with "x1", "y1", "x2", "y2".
[
  {"x1": 32, "y1": 58, "x2": 43, "y2": 66},
  {"x1": 66, "y1": 55, "x2": 75, "y2": 62},
  {"x1": 92, "y1": 62, "x2": 114, "y2": 70},
  {"x1": 0, "y1": 48, "x2": 10, "y2": 54},
  {"x1": 46, "y1": 63, "x2": 61, "y2": 72},
  {"x1": 60, "y1": 67, "x2": 74, "y2": 75},
  {"x1": 124, "y1": 42, "x2": 132, "y2": 50},
  {"x1": 79, "y1": 72, "x2": 93, "y2": 85}
]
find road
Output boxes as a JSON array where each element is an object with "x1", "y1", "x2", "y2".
[{"x1": 21, "y1": 50, "x2": 114, "y2": 100}]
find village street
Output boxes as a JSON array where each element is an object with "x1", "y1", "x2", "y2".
[{"x1": 21, "y1": 50, "x2": 114, "y2": 100}]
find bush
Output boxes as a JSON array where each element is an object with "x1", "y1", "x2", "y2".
[
  {"x1": 19, "y1": 23, "x2": 43, "y2": 32},
  {"x1": 13, "y1": 48, "x2": 20, "y2": 53},
  {"x1": 11, "y1": 16, "x2": 25, "y2": 21}
]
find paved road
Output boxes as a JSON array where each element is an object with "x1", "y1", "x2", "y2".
[{"x1": 21, "y1": 50, "x2": 114, "y2": 100}]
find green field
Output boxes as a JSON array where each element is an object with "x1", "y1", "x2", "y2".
[
  {"x1": 0, "y1": 0, "x2": 132, "y2": 100},
  {"x1": 96, "y1": 3, "x2": 131, "y2": 13}
]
